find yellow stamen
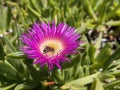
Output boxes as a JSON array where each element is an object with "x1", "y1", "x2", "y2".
[{"x1": 40, "y1": 39, "x2": 64, "y2": 56}]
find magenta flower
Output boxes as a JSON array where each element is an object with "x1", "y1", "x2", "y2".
[{"x1": 21, "y1": 21, "x2": 81, "y2": 70}]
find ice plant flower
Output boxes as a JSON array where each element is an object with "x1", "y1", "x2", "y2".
[{"x1": 21, "y1": 21, "x2": 81, "y2": 70}]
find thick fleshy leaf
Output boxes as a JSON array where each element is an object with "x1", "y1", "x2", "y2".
[
  {"x1": 6, "y1": 6, "x2": 12, "y2": 30},
  {"x1": 0, "y1": 61, "x2": 21, "y2": 81},
  {"x1": 6, "y1": 57, "x2": 28, "y2": 77},
  {"x1": 90, "y1": 44, "x2": 111, "y2": 70},
  {"x1": 0, "y1": 39, "x2": 4, "y2": 61},
  {"x1": 94, "y1": 32, "x2": 102, "y2": 50},
  {"x1": 88, "y1": 44, "x2": 96, "y2": 64},
  {"x1": 103, "y1": 47, "x2": 120, "y2": 70},
  {"x1": 14, "y1": 83, "x2": 34, "y2": 90},
  {"x1": 0, "y1": 84, "x2": 16, "y2": 90},
  {"x1": 3, "y1": 35, "x2": 16, "y2": 52},
  {"x1": 7, "y1": 51, "x2": 25, "y2": 59},
  {"x1": 53, "y1": 69, "x2": 64, "y2": 82},
  {"x1": 62, "y1": 54, "x2": 81, "y2": 69},
  {"x1": 61, "y1": 72, "x2": 100, "y2": 89},
  {"x1": 95, "y1": 43, "x2": 112, "y2": 62},
  {"x1": 104, "y1": 79, "x2": 120, "y2": 89},
  {"x1": 91, "y1": 78, "x2": 104, "y2": 90},
  {"x1": 90, "y1": 78, "x2": 104, "y2": 90}
]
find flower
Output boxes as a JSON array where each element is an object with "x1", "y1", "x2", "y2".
[{"x1": 21, "y1": 21, "x2": 81, "y2": 70}]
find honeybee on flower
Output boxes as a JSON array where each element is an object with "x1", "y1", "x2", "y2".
[{"x1": 21, "y1": 21, "x2": 81, "y2": 70}]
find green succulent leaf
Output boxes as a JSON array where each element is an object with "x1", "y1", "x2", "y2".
[
  {"x1": 95, "y1": 43, "x2": 112, "y2": 62},
  {"x1": 14, "y1": 83, "x2": 33, "y2": 90},
  {"x1": 61, "y1": 72, "x2": 100, "y2": 89},
  {"x1": 0, "y1": 83, "x2": 17, "y2": 90},
  {"x1": 103, "y1": 47, "x2": 120, "y2": 70},
  {"x1": 62, "y1": 54, "x2": 81, "y2": 69},
  {"x1": 88, "y1": 44, "x2": 96, "y2": 64},
  {"x1": 90, "y1": 78, "x2": 104, "y2": 90},
  {"x1": 7, "y1": 51, "x2": 25, "y2": 59},
  {"x1": 0, "y1": 61, "x2": 21, "y2": 81},
  {"x1": 3, "y1": 35, "x2": 16, "y2": 52},
  {"x1": 0, "y1": 39, "x2": 4, "y2": 61},
  {"x1": 90, "y1": 43, "x2": 112, "y2": 70},
  {"x1": 6, "y1": 6, "x2": 12, "y2": 30},
  {"x1": 104, "y1": 79, "x2": 120, "y2": 89},
  {"x1": 94, "y1": 32, "x2": 102, "y2": 50}
]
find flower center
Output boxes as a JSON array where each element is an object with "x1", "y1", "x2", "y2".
[{"x1": 40, "y1": 39, "x2": 64, "y2": 57}]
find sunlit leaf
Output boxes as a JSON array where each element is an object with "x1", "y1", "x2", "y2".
[{"x1": 61, "y1": 72, "x2": 100, "y2": 89}]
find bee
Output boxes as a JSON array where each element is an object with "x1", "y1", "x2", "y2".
[{"x1": 43, "y1": 46, "x2": 54, "y2": 54}]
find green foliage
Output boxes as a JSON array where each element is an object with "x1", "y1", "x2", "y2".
[
  {"x1": 0, "y1": 39, "x2": 4, "y2": 61},
  {"x1": 0, "y1": 0, "x2": 120, "y2": 90}
]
